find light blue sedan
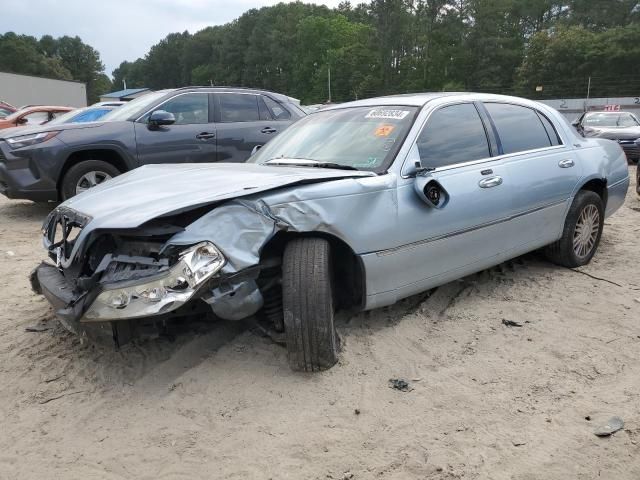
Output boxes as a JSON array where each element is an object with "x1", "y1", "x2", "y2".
[{"x1": 33, "y1": 93, "x2": 629, "y2": 372}]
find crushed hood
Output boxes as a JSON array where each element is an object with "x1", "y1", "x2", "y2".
[
  {"x1": 585, "y1": 126, "x2": 640, "y2": 140},
  {"x1": 62, "y1": 163, "x2": 375, "y2": 229}
]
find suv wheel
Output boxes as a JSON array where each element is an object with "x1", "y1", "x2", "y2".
[
  {"x1": 61, "y1": 160, "x2": 120, "y2": 200},
  {"x1": 282, "y1": 237, "x2": 340, "y2": 372},
  {"x1": 545, "y1": 190, "x2": 604, "y2": 268}
]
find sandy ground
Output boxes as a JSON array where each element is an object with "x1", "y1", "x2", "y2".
[{"x1": 0, "y1": 171, "x2": 639, "y2": 480}]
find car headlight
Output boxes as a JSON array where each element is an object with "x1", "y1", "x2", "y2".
[
  {"x1": 6, "y1": 131, "x2": 60, "y2": 149},
  {"x1": 83, "y1": 242, "x2": 225, "y2": 321}
]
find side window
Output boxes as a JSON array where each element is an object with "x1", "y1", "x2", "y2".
[
  {"x1": 536, "y1": 111, "x2": 562, "y2": 146},
  {"x1": 262, "y1": 96, "x2": 291, "y2": 120},
  {"x1": 416, "y1": 103, "x2": 490, "y2": 168},
  {"x1": 21, "y1": 111, "x2": 49, "y2": 125},
  {"x1": 485, "y1": 103, "x2": 552, "y2": 154},
  {"x1": 158, "y1": 93, "x2": 209, "y2": 125},
  {"x1": 219, "y1": 94, "x2": 260, "y2": 122}
]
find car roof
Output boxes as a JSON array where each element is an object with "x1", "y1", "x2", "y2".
[
  {"x1": 320, "y1": 92, "x2": 550, "y2": 110},
  {"x1": 170, "y1": 86, "x2": 298, "y2": 103},
  {"x1": 19, "y1": 105, "x2": 74, "y2": 112}
]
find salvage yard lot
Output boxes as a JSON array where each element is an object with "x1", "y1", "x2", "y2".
[{"x1": 0, "y1": 170, "x2": 639, "y2": 479}]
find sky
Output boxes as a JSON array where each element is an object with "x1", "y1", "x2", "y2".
[{"x1": 3, "y1": 0, "x2": 344, "y2": 77}]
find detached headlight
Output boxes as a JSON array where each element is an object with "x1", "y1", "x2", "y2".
[
  {"x1": 6, "y1": 131, "x2": 60, "y2": 149},
  {"x1": 83, "y1": 242, "x2": 225, "y2": 321}
]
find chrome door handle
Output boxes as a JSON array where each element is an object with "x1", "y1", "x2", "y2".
[
  {"x1": 558, "y1": 158, "x2": 575, "y2": 168},
  {"x1": 478, "y1": 176, "x2": 503, "y2": 188},
  {"x1": 196, "y1": 132, "x2": 216, "y2": 140}
]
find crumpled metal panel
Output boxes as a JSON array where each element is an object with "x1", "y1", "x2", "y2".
[{"x1": 164, "y1": 174, "x2": 398, "y2": 274}]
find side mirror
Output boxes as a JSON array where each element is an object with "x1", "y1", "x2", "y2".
[
  {"x1": 16, "y1": 117, "x2": 28, "y2": 125},
  {"x1": 414, "y1": 175, "x2": 448, "y2": 209},
  {"x1": 148, "y1": 110, "x2": 175, "y2": 128}
]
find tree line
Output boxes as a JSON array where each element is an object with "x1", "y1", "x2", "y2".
[
  {"x1": 113, "y1": 0, "x2": 640, "y2": 103},
  {"x1": 2, "y1": 1, "x2": 639, "y2": 105},
  {"x1": 0, "y1": 32, "x2": 111, "y2": 103}
]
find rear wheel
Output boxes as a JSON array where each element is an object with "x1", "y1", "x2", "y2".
[
  {"x1": 545, "y1": 190, "x2": 604, "y2": 268},
  {"x1": 61, "y1": 160, "x2": 120, "y2": 200},
  {"x1": 282, "y1": 237, "x2": 339, "y2": 372}
]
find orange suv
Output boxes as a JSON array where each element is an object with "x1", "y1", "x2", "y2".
[{"x1": 0, "y1": 105, "x2": 74, "y2": 130}]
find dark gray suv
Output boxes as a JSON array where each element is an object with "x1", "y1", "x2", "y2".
[{"x1": 0, "y1": 87, "x2": 305, "y2": 201}]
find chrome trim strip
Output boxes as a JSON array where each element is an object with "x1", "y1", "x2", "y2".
[
  {"x1": 608, "y1": 177, "x2": 629, "y2": 188},
  {"x1": 373, "y1": 200, "x2": 566, "y2": 257}
]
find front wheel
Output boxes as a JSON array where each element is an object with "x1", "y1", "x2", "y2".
[
  {"x1": 545, "y1": 190, "x2": 604, "y2": 268},
  {"x1": 61, "y1": 160, "x2": 120, "y2": 200},
  {"x1": 282, "y1": 237, "x2": 339, "y2": 372}
]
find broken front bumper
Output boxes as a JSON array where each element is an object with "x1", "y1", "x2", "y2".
[{"x1": 31, "y1": 246, "x2": 264, "y2": 327}]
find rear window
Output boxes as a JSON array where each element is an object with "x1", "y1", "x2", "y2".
[
  {"x1": 219, "y1": 93, "x2": 259, "y2": 122},
  {"x1": 263, "y1": 96, "x2": 291, "y2": 120},
  {"x1": 485, "y1": 103, "x2": 552, "y2": 154}
]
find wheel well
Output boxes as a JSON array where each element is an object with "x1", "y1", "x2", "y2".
[
  {"x1": 259, "y1": 231, "x2": 366, "y2": 311},
  {"x1": 579, "y1": 178, "x2": 607, "y2": 207},
  {"x1": 57, "y1": 149, "x2": 128, "y2": 198}
]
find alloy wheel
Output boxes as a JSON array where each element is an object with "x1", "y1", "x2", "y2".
[
  {"x1": 573, "y1": 204, "x2": 600, "y2": 259},
  {"x1": 76, "y1": 171, "x2": 112, "y2": 195}
]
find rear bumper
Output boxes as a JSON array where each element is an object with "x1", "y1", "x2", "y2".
[
  {"x1": 619, "y1": 141, "x2": 640, "y2": 161},
  {"x1": 605, "y1": 176, "x2": 630, "y2": 217}
]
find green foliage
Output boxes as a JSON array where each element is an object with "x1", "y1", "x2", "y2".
[
  {"x1": 5, "y1": 1, "x2": 639, "y2": 106},
  {"x1": 0, "y1": 32, "x2": 107, "y2": 103}
]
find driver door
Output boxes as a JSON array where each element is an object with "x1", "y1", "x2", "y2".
[
  {"x1": 368, "y1": 102, "x2": 515, "y2": 299},
  {"x1": 134, "y1": 92, "x2": 216, "y2": 165}
]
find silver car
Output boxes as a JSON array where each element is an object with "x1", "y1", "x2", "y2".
[
  {"x1": 573, "y1": 110, "x2": 640, "y2": 163},
  {"x1": 32, "y1": 93, "x2": 629, "y2": 372}
]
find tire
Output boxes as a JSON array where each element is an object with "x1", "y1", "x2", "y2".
[
  {"x1": 60, "y1": 160, "x2": 120, "y2": 200},
  {"x1": 282, "y1": 237, "x2": 339, "y2": 372},
  {"x1": 545, "y1": 190, "x2": 604, "y2": 268}
]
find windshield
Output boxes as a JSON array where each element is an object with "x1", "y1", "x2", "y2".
[
  {"x1": 47, "y1": 107, "x2": 113, "y2": 125},
  {"x1": 250, "y1": 105, "x2": 417, "y2": 171},
  {"x1": 583, "y1": 112, "x2": 640, "y2": 128},
  {"x1": 100, "y1": 91, "x2": 169, "y2": 122}
]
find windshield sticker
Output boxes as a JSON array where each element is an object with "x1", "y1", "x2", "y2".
[
  {"x1": 382, "y1": 138, "x2": 396, "y2": 151},
  {"x1": 365, "y1": 109, "x2": 410, "y2": 120},
  {"x1": 374, "y1": 124, "x2": 395, "y2": 137}
]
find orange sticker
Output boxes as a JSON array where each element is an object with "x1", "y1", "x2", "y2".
[{"x1": 374, "y1": 124, "x2": 395, "y2": 137}]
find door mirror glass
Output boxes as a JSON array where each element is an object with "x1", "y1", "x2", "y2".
[{"x1": 148, "y1": 110, "x2": 175, "y2": 127}]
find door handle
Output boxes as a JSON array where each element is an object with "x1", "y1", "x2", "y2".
[
  {"x1": 261, "y1": 127, "x2": 277, "y2": 134},
  {"x1": 558, "y1": 158, "x2": 575, "y2": 168},
  {"x1": 478, "y1": 176, "x2": 503, "y2": 188},
  {"x1": 196, "y1": 132, "x2": 215, "y2": 139}
]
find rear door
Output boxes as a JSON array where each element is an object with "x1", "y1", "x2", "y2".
[
  {"x1": 134, "y1": 92, "x2": 216, "y2": 165},
  {"x1": 213, "y1": 92, "x2": 286, "y2": 162},
  {"x1": 482, "y1": 102, "x2": 581, "y2": 248}
]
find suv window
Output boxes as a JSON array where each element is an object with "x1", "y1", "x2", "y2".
[
  {"x1": 485, "y1": 103, "x2": 552, "y2": 154},
  {"x1": 263, "y1": 96, "x2": 291, "y2": 120},
  {"x1": 417, "y1": 103, "x2": 490, "y2": 168},
  {"x1": 160, "y1": 93, "x2": 209, "y2": 125},
  {"x1": 219, "y1": 93, "x2": 259, "y2": 122}
]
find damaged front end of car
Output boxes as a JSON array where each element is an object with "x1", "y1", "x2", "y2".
[{"x1": 30, "y1": 205, "x2": 268, "y2": 346}]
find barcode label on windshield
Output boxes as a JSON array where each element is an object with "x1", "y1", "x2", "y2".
[{"x1": 365, "y1": 109, "x2": 410, "y2": 120}]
